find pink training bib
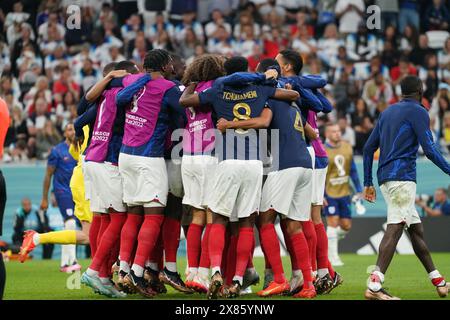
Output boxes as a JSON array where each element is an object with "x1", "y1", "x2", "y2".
[{"x1": 182, "y1": 80, "x2": 216, "y2": 154}]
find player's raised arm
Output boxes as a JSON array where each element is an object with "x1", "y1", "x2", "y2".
[
  {"x1": 411, "y1": 108, "x2": 450, "y2": 176},
  {"x1": 216, "y1": 107, "x2": 273, "y2": 133},
  {"x1": 179, "y1": 82, "x2": 201, "y2": 107},
  {"x1": 115, "y1": 74, "x2": 152, "y2": 107},
  {"x1": 86, "y1": 70, "x2": 129, "y2": 102},
  {"x1": 272, "y1": 88, "x2": 299, "y2": 101}
]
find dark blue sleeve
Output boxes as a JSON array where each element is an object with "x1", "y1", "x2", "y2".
[
  {"x1": 363, "y1": 120, "x2": 381, "y2": 186},
  {"x1": 299, "y1": 75, "x2": 326, "y2": 89},
  {"x1": 441, "y1": 202, "x2": 450, "y2": 216},
  {"x1": 164, "y1": 86, "x2": 187, "y2": 125},
  {"x1": 115, "y1": 74, "x2": 151, "y2": 107},
  {"x1": 297, "y1": 87, "x2": 323, "y2": 113},
  {"x1": 313, "y1": 89, "x2": 333, "y2": 113},
  {"x1": 198, "y1": 85, "x2": 218, "y2": 105},
  {"x1": 411, "y1": 108, "x2": 450, "y2": 176},
  {"x1": 221, "y1": 72, "x2": 266, "y2": 86},
  {"x1": 259, "y1": 84, "x2": 277, "y2": 99},
  {"x1": 74, "y1": 104, "x2": 98, "y2": 137},
  {"x1": 77, "y1": 95, "x2": 90, "y2": 116},
  {"x1": 109, "y1": 77, "x2": 124, "y2": 88},
  {"x1": 350, "y1": 158, "x2": 363, "y2": 193}
]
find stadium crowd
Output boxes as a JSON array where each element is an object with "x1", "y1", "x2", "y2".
[{"x1": 0, "y1": 0, "x2": 450, "y2": 162}]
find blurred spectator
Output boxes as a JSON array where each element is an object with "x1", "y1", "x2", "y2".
[
  {"x1": 36, "y1": 120, "x2": 61, "y2": 160},
  {"x1": 409, "y1": 34, "x2": 435, "y2": 67},
  {"x1": 74, "y1": 58, "x2": 101, "y2": 95},
  {"x1": 12, "y1": 197, "x2": 53, "y2": 259},
  {"x1": 52, "y1": 66, "x2": 80, "y2": 100},
  {"x1": 205, "y1": 9, "x2": 232, "y2": 38},
  {"x1": 148, "y1": 11, "x2": 174, "y2": 41},
  {"x1": 362, "y1": 72, "x2": 394, "y2": 117},
  {"x1": 259, "y1": 0, "x2": 287, "y2": 19},
  {"x1": 233, "y1": 12, "x2": 261, "y2": 40},
  {"x1": 375, "y1": 0, "x2": 399, "y2": 29},
  {"x1": 390, "y1": 56, "x2": 417, "y2": 87},
  {"x1": 398, "y1": 0, "x2": 420, "y2": 33},
  {"x1": 438, "y1": 37, "x2": 450, "y2": 69},
  {"x1": 346, "y1": 22, "x2": 378, "y2": 62},
  {"x1": 424, "y1": 0, "x2": 449, "y2": 31},
  {"x1": 174, "y1": 12, "x2": 204, "y2": 44},
  {"x1": 338, "y1": 117, "x2": 355, "y2": 147},
  {"x1": 208, "y1": 25, "x2": 234, "y2": 57},
  {"x1": 335, "y1": 0, "x2": 365, "y2": 35},
  {"x1": 317, "y1": 23, "x2": 344, "y2": 67},
  {"x1": 292, "y1": 24, "x2": 317, "y2": 56},
  {"x1": 38, "y1": 10, "x2": 65, "y2": 43},
  {"x1": 416, "y1": 188, "x2": 450, "y2": 216},
  {"x1": 3, "y1": 106, "x2": 29, "y2": 162},
  {"x1": 175, "y1": 27, "x2": 199, "y2": 59},
  {"x1": 27, "y1": 97, "x2": 51, "y2": 139},
  {"x1": 400, "y1": 24, "x2": 419, "y2": 54}
]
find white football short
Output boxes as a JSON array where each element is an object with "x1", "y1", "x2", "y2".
[
  {"x1": 166, "y1": 159, "x2": 184, "y2": 198},
  {"x1": 308, "y1": 146, "x2": 327, "y2": 206},
  {"x1": 311, "y1": 167, "x2": 327, "y2": 206},
  {"x1": 181, "y1": 155, "x2": 218, "y2": 209},
  {"x1": 119, "y1": 153, "x2": 168, "y2": 207},
  {"x1": 84, "y1": 161, "x2": 126, "y2": 213},
  {"x1": 81, "y1": 156, "x2": 92, "y2": 201},
  {"x1": 208, "y1": 159, "x2": 263, "y2": 222},
  {"x1": 380, "y1": 181, "x2": 421, "y2": 227},
  {"x1": 260, "y1": 167, "x2": 313, "y2": 221}
]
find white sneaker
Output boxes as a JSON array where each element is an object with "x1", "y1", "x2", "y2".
[
  {"x1": 330, "y1": 256, "x2": 344, "y2": 267},
  {"x1": 240, "y1": 286, "x2": 252, "y2": 295},
  {"x1": 190, "y1": 274, "x2": 210, "y2": 293},
  {"x1": 289, "y1": 274, "x2": 304, "y2": 294}
]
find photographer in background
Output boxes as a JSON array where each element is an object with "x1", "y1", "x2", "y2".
[{"x1": 416, "y1": 188, "x2": 450, "y2": 217}]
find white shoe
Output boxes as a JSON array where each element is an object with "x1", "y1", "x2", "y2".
[
  {"x1": 189, "y1": 274, "x2": 210, "y2": 293},
  {"x1": 240, "y1": 286, "x2": 252, "y2": 295},
  {"x1": 289, "y1": 274, "x2": 304, "y2": 294},
  {"x1": 330, "y1": 256, "x2": 344, "y2": 267}
]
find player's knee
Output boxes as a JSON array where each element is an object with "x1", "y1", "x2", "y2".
[{"x1": 285, "y1": 220, "x2": 302, "y2": 236}]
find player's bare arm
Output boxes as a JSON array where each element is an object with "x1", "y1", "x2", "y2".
[
  {"x1": 85, "y1": 69, "x2": 129, "y2": 102},
  {"x1": 273, "y1": 88, "x2": 299, "y2": 101},
  {"x1": 216, "y1": 108, "x2": 273, "y2": 133},
  {"x1": 41, "y1": 166, "x2": 55, "y2": 210},
  {"x1": 179, "y1": 82, "x2": 200, "y2": 107},
  {"x1": 304, "y1": 123, "x2": 318, "y2": 140}
]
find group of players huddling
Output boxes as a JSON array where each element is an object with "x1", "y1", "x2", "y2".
[{"x1": 17, "y1": 48, "x2": 375, "y2": 300}]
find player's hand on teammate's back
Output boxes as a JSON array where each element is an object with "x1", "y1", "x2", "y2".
[
  {"x1": 40, "y1": 198, "x2": 48, "y2": 210},
  {"x1": 363, "y1": 186, "x2": 376, "y2": 203},
  {"x1": 265, "y1": 69, "x2": 278, "y2": 80},
  {"x1": 216, "y1": 118, "x2": 230, "y2": 133},
  {"x1": 284, "y1": 83, "x2": 293, "y2": 90}
]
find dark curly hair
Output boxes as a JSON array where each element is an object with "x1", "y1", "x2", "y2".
[
  {"x1": 143, "y1": 49, "x2": 171, "y2": 73},
  {"x1": 181, "y1": 54, "x2": 225, "y2": 86}
]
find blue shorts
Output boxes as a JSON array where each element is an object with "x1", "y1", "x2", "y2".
[
  {"x1": 54, "y1": 191, "x2": 76, "y2": 222},
  {"x1": 324, "y1": 196, "x2": 352, "y2": 219}
]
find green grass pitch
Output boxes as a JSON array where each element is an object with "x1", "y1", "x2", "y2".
[{"x1": 4, "y1": 253, "x2": 450, "y2": 300}]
